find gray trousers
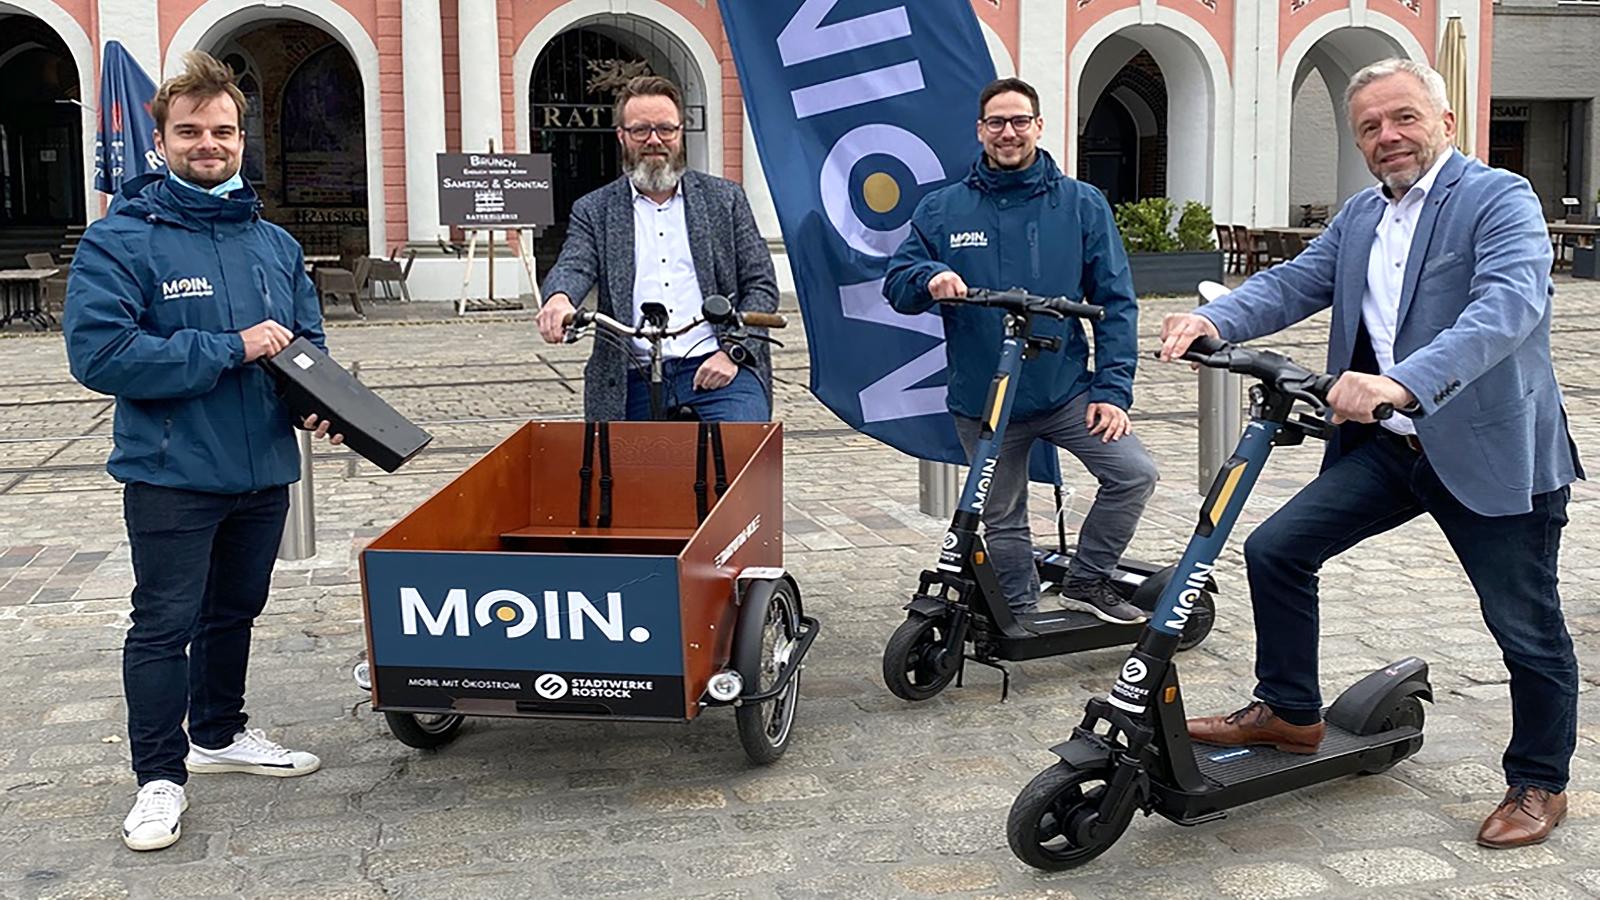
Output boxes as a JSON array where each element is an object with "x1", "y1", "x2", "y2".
[{"x1": 954, "y1": 391, "x2": 1159, "y2": 612}]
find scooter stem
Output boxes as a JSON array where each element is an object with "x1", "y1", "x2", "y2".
[{"x1": 1106, "y1": 415, "x2": 1282, "y2": 716}]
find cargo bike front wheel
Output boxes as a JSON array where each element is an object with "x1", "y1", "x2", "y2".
[{"x1": 730, "y1": 577, "x2": 815, "y2": 765}]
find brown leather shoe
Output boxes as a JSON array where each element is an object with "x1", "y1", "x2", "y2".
[
  {"x1": 1477, "y1": 786, "x2": 1567, "y2": 848},
  {"x1": 1187, "y1": 701, "x2": 1325, "y2": 754}
]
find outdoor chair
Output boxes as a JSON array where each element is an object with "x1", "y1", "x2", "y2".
[
  {"x1": 1215, "y1": 225, "x2": 1239, "y2": 274},
  {"x1": 313, "y1": 264, "x2": 364, "y2": 318},
  {"x1": 356, "y1": 247, "x2": 416, "y2": 303},
  {"x1": 1233, "y1": 226, "x2": 1269, "y2": 274}
]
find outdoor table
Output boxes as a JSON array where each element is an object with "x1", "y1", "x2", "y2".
[
  {"x1": 0, "y1": 268, "x2": 57, "y2": 330},
  {"x1": 1547, "y1": 223, "x2": 1600, "y2": 269}
]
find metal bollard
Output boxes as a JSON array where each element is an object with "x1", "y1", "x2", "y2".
[
  {"x1": 1196, "y1": 285, "x2": 1243, "y2": 494},
  {"x1": 278, "y1": 429, "x2": 316, "y2": 560},
  {"x1": 918, "y1": 459, "x2": 961, "y2": 519}
]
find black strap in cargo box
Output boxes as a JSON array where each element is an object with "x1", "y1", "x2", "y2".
[
  {"x1": 578, "y1": 421, "x2": 613, "y2": 528},
  {"x1": 694, "y1": 422, "x2": 728, "y2": 523}
]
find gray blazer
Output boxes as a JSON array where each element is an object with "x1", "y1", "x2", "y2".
[
  {"x1": 1200, "y1": 150, "x2": 1582, "y2": 517},
  {"x1": 540, "y1": 170, "x2": 780, "y2": 421}
]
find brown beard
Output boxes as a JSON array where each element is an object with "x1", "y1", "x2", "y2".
[{"x1": 624, "y1": 141, "x2": 686, "y2": 194}]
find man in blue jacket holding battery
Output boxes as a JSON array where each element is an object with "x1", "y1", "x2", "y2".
[
  {"x1": 64, "y1": 51, "x2": 342, "y2": 852},
  {"x1": 884, "y1": 77, "x2": 1157, "y2": 623}
]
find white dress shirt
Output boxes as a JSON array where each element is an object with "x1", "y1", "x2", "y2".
[
  {"x1": 1362, "y1": 150, "x2": 1451, "y2": 435},
  {"x1": 630, "y1": 182, "x2": 718, "y2": 362}
]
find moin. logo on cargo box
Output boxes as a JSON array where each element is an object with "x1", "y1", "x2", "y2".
[{"x1": 399, "y1": 588, "x2": 653, "y2": 643}]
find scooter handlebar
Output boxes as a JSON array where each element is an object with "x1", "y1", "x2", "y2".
[
  {"x1": 1174, "y1": 339, "x2": 1398, "y2": 420},
  {"x1": 958, "y1": 288, "x2": 1106, "y2": 321}
]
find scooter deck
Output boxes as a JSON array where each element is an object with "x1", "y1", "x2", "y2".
[
  {"x1": 991, "y1": 608, "x2": 1143, "y2": 660},
  {"x1": 1034, "y1": 550, "x2": 1161, "y2": 598},
  {"x1": 1193, "y1": 722, "x2": 1409, "y2": 784},
  {"x1": 1161, "y1": 721, "x2": 1424, "y2": 823}
]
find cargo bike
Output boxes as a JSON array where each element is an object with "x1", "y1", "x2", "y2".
[{"x1": 352, "y1": 300, "x2": 817, "y2": 764}]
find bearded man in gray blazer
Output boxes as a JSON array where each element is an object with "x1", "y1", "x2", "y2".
[
  {"x1": 1160, "y1": 59, "x2": 1583, "y2": 849},
  {"x1": 537, "y1": 75, "x2": 779, "y2": 422}
]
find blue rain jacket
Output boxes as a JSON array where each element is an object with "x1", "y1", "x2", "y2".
[
  {"x1": 64, "y1": 174, "x2": 326, "y2": 493},
  {"x1": 883, "y1": 149, "x2": 1138, "y2": 419}
]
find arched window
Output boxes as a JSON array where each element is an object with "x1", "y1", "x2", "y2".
[
  {"x1": 279, "y1": 44, "x2": 365, "y2": 207},
  {"x1": 220, "y1": 48, "x2": 265, "y2": 185}
]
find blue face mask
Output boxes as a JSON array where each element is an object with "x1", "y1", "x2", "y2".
[{"x1": 168, "y1": 169, "x2": 245, "y2": 198}]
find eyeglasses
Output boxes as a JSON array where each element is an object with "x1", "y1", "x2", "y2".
[
  {"x1": 981, "y1": 115, "x2": 1038, "y2": 134},
  {"x1": 621, "y1": 123, "x2": 682, "y2": 140}
]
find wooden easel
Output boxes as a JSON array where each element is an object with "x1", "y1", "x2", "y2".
[{"x1": 455, "y1": 139, "x2": 542, "y2": 316}]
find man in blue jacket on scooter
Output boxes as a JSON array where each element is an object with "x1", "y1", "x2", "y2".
[
  {"x1": 884, "y1": 78, "x2": 1158, "y2": 623},
  {"x1": 64, "y1": 51, "x2": 343, "y2": 853}
]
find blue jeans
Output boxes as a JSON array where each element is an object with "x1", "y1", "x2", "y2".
[
  {"x1": 1246, "y1": 429, "x2": 1577, "y2": 792},
  {"x1": 624, "y1": 354, "x2": 770, "y2": 422},
  {"x1": 122, "y1": 482, "x2": 289, "y2": 786}
]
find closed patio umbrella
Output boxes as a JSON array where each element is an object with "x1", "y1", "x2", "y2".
[{"x1": 1438, "y1": 17, "x2": 1471, "y2": 155}]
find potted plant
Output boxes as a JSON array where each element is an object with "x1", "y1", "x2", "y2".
[{"x1": 1113, "y1": 197, "x2": 1225, "y2": 296}]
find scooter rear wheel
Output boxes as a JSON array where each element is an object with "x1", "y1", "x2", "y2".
[
  {"x1": 1007, "y1": 763, "x2": 1133, "y2": 870},
  {"x1": 1359, "y1": 695, "x2": 1426, "y2": 775},
  {"x1": 882, "y1": 614, "x2": 961, "y2": 701},
  {"x1": 1129, "y1": 565, "x2": 1216, "y2": 651}
]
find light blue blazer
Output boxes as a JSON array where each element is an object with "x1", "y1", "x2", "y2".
[{"x1": 1199, "y1": 150, "x2": 1582, "y2": 517}]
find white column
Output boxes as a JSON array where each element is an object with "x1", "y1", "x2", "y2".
[
  {"x1": 1237, "y1": 0, "x2": 1283, "y2": 225},
  {"x1": 97, "y1": 0, "x2": 161, "y2": 79},
  {"x1": 1018, "y1": 0, "x2": 1070, "y2": 163},
  {"x1": 742, "y1": 105, "x2": 795, "y2": 292},
  {"x1": 741, "y1": 106, "x2": 780, "y2": 239},
  {"x1": 457, "y1": 0, "x2": 504, "y2": 153},
  {"x1": 403, "y1": 0, "x2": 448, "y2": 242}
]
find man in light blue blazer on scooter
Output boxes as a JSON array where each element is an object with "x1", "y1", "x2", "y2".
[{"x1": 1158, "y1": 58, "x2": 1582, "y2": 849}]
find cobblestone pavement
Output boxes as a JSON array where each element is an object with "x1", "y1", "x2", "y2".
[{"x1": 1, "y1": 280, "x2": 1598, "y2": 900}]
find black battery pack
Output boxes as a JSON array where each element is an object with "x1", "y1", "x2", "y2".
[{"x1": 261, "y1": 337, "x2": 432, "y2": 472}]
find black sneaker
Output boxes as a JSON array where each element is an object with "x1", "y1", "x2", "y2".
[{"x1": 1060, "y1": 577, "x2": 1149, "y2": 625}]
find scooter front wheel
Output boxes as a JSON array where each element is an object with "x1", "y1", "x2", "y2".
[
  {"x1": 882, "y1": 614, "x2": 961, "y2": 701},
  {"x1": 1007, "y1": 763, "x2": 1133, "y2": 870}
]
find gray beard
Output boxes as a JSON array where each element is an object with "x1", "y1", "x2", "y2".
[
  {"x1": 1380, "y1": 142, "x2": 1446, "y2": 195},
  {"x1": 627, "y1": 157, "x2": 685, "y2": 194}
]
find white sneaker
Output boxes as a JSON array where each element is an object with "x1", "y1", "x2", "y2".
[
  {"x1": 122, "y1": 780, "x2": 187, "y2": 851},
  {"x1": 185, "y1": 728, "x2": 321, "y2": 777}
]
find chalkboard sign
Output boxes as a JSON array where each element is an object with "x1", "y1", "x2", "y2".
[{"x1": 437, "y1": 153, "x2": 554, "y2": 228}]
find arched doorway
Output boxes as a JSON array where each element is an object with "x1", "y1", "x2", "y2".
[
  {"x1": 0, "y1": 13, "x2": 83, "y2": 235},
  {"x1": 1079, "y1": 48, "x2": 1168, "y2": 206},
  {"x1": 202, "y1": 20, "x2": 369, "y2": 259},
  {"x1": 1284, "y1": 25, "x2": 1414, "y2": 222},
  {"x1": 528, "y1": 16, "x2": 707, "y2": 275},
  {"x1": 1080, "y1": 95, "x2": 1139, "y2": 207},
  {"x1": 1075, "y1": 25, "x2": 1219, "y2": 213}
]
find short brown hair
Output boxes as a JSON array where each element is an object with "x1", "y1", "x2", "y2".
[
  {"x1": 152, "y1": 50, "x2": 248, "y2": 133},
  {"x1": 613, "y1": 75, "x2": 684, "y2": 126},
  {"x1": 979, "y1": 78, "x2": 1040, "y2": 118}
]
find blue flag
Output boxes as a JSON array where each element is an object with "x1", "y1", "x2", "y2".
[
  {"x1": 718, "y1": 0, "x2": 1059, "y2": 483},
  {"x1": 94, "y1": 41, "x2": 165, "y2": 194}
]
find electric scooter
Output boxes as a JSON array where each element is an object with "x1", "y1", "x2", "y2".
[
  {"x1": 1006, "y1": 334, "x2": 1432, "y2": 870},
  {"x1": 881, "y1": 289, "x2": 1216, "y2": 703}
]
